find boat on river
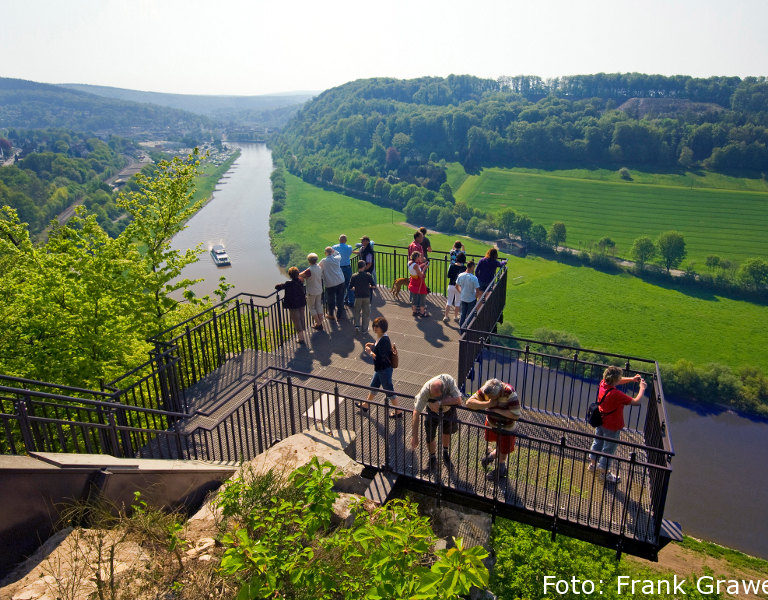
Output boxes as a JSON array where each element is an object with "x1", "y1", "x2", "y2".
[{"x1": 210, "y1": 244, "x2": 231, "y2": 266}]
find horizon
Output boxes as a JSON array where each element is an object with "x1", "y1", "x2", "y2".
[{"x1": 2, "y1": 0, "x2": 767, "y2": 96}]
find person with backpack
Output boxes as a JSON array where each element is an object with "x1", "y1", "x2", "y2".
[
  {"x1": 356, "y1": 317, "x2": 400, "y2": 418},
  {"x1": 588, "y1": 366, "x2": 647, "y2": 483}
]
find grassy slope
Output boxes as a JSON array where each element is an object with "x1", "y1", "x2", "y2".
[
  {"x1": 453, "y1": 164, "x2": 768, "y2": 265},
  {"x1": 282, "y1": 174, "x2": 768, "y2": 371}
]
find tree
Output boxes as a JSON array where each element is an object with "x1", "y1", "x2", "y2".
[
  {"x1": 630, "y1": 235, "x2": 655, "y2": 270},
  {"x1": 597, "y1": 236, "x2": 616, "y2": 255},
  {"x1": 656, "y1": 230, "x2": 687, "y2": 273},
  {"x1": 737, "y1": 258, "x2": 768, "y2": 290},
  {"x1": 548, "y1": 221, "x2": 566, "y2": 249},
  {"x1": 439, "y1": 182, "x2": 455, "y2": 203},
  {"x1": 513, "y1": 214, "x2": 532, "y2": 241},
  {"x1": 117, "y1": 149, "x2": 206, "y2": 327},
  {"x1": 529, "y1": 223, "x2": 547, "y2": 246},
  {"x1": 705, "y1": 255, "x2": 722, "y2": 271},
  {"x1": 497, "y1": 208, "x2": 517, "y2": 238}
]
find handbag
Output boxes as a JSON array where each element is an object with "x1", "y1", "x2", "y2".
[{"x1": 390, "y1": 343, "x2": 399, "y2": 369}]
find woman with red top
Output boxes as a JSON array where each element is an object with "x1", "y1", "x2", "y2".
[
  {"x1": 408, "y1": 251, "x2": 429, "y2": 318},
  {"x1": 588, "y1": 366, "x2": 647, "y2": 483}
]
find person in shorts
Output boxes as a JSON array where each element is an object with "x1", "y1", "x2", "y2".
[
  {"x1": 410, "y1": 374, "x2": 463, "y2": 474},
  {"x1": 444, "y1": 252, "x2": 466, "y2": 323},
  {"x1": 274, "y1": 267, "x2": 308, "y2": 345},
  {"x1": 466, "y1": 378, "x2": 522, "y2": 481},
  {"x1": 299, "y1": 253, "x2": 323, "y2": 330}
]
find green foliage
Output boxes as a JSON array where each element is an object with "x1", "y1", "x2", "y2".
[
  {"x1": 618, "y1": 166, "x2": 633, "y2": 180},
  {"x1": 548, "y1": 221, "x2": 566, "y2": 248},
  {"x1": 117, "y1": 149, "x2": 205, "y2": 324},
  {"x1": 736, "y1": 257, "x2": 768, "y2": 289},
  {"x1": 631, "y1": 235, "x2": 656, "y2": 269},
  {"x1": 217, "y1": 458, "x2": 490, "y2": 600},
  {"x1": 656, "y1": 230, "x2": 687, "y2": 273},
  {"x1": 491, "y1": 519, "x2": 722, "y2": 600}
]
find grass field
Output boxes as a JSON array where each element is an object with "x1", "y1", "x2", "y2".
[
  {"x1": 452, "y1": 164, "x2": 768, "y2": 265},
  {"x1": 281, "y1": 174, "x2": 768, "y2": 371}
]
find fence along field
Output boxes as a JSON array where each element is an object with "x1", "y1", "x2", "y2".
[
  {"x1": 453, "y1": 167, "x2": 768, "y2": 265},
  {"x1": 278, "y1": 174, "x2": 768, "y2": 373}
]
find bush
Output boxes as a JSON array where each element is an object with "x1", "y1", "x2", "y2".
[{"x1": 618, "y1": 166, "x2": 632, "y2": 180}]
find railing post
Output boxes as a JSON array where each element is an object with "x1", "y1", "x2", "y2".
[
  {"x1": 212, "y1": 309, "x2": 222, "y2": 367},
  {"x1": 249, "y1": 298, "x2": 258, "y2": 351},
  {"x1": 173, "y1": 420, "x2": 184, "y2": 459},
  {"x1": 287, "y1": 376, "x2": 296, "y2": 436},
  {"x1": 333, "y1": 384, "x2": 341, "y2": 431},
  {"x1": 619, "y1": 451, "x2": 638, "y2": 547},
  {"x1": 115, "y1": 407, "x2": 134, "y2": 457},
  {"x1": 236, "y1": 299, "x2": 245, "y2": 355},
  {"x1": 185, "y1": 325, "x2": 197, "y2": 384},
  {"x1": 384, "y1": 394, "x2": 390, "y2": 470},
  {"x1": 568, "y1": 352, "x2": 579, "y2": 417},
  {"x1": 107, "y1": 411, "x2": 122, "y2": 457},
  {"x1": 15, "y1": 399, "x2": 36, "y2": 453},
  {"x1": 552, "y1": 434, "x2": 567, "y2": 540},
  {"x1": 253, "y1": 382, "x2": 264, "y2": 455}
]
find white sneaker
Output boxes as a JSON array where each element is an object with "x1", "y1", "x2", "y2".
[{"x1": 605, "y1": 472, "x2": 620, "y2": 484}]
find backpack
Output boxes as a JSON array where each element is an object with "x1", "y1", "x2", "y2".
[
  {"x1": 586, "y1": 388, "x2": 616, "y2": 427},
  {"x1": 390, "y1": 343, "x2": 399, "y2": 369}
]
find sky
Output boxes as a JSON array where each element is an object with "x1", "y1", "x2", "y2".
[{"x1": 2, "y1": 0, "x2": 767, "y2": 96}]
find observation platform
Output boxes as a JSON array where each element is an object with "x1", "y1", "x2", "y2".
[{"x1": 0, "y1": 246, "x2": 677, "y2": 561}]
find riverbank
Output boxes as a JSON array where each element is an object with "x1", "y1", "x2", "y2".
[{"x1": 191, "y1": 147, "x2": 241, "y2": 209}]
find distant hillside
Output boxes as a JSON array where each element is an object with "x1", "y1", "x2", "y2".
[
  {"x1": 0, "y1": 77, "x2": 215, "y2": 139},
  {"x1": 59, "y1": 83, "x2": 314, "y2": 125},
  {"x1": 617, "y1": 97, "x2": 725, "y2": 118}
]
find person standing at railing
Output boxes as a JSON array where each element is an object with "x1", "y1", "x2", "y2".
[
  {"x1": 408, "y1": 251, "x2": 430, "y2": 318},
  {"x1": 274, "y1": 267, "x2": 309, "y2": 345},
  {"x1": 419, "y1": 227, "x2": 431, "y2": 262},
  {"x1": 299, "y1": 253, "x2": 324, "y2": 331},
  {"x1": 320, "y1": 247, "x2": 346, "y2": 322},
  {"x1": 333, "y1": 234, "x2": 355, "y2": 307},
  {"x1": 410, "y1": 374, "x2": 463, "y2": 475},
  {"x1": 444, "y1": 252, "x2": 466, "y2": 324},
  {"x1": 449, "y1": 240, "x2": 465, "y2": 265},
  {"x1": 349, "y1": 260, "x2": 376, "y2": 333},
  {"x1": 408, "y1": 231, "x2": 425, "y2": 265},
  {"x1": 588, "y1": 366, "x2": 647, "y2": 484},
  {"x1": 475, "y1": 248, "x2": 506, "y2": 300},
  {"x1": 466, "y1": 379, "x2": 521, "y2": 481},
  {"x1": 455, "y1": 261, "x2": 480, "y2": 330},
  {"x1": 354, "y1": 236, "x2": 376, "y2": 285}
]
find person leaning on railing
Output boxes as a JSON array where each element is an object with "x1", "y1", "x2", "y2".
[
  {"x1": 466, "y1": 378, "x2": 521, "y2": 482},
  {"x1": 274, "y1": 267, "x2": 309, "y2": 345},
  {"x1": 588, "y1": 366, "x2": 647, "y2": 484},
  {"x1": 475, "y1": 248, "x2": 506, "y2": 300},
  {"x1": 410, "y1": 374, "x2": 463, "y2": 475}
]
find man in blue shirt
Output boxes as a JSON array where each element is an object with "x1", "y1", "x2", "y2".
[
  {"x1": 333, "y1": 234, "x2": 355, "y2": 306},
  {"x1": 456, "y1": 260, "x2": 481, "y2": 330}
]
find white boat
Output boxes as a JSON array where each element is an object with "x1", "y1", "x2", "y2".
[{"x1": 210, "y1": 244, "x2": 231, "y2": 266}]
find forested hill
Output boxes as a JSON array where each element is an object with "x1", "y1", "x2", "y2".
[
  {"x1": 58, "y1": 83, "x2": 314, "y2": 124},
  {"x1": 274, "y1": 73, "x2": 768, "y2": 193},
  {"x1": 0, "y1": 77, "x2": 214, "y2": 139}
]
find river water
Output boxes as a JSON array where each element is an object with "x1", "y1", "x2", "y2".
[{"x1": 173, "y1": 143, "x2": 768, "y2": 559}]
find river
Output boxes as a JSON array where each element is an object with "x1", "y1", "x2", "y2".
[{"x1": 173, "y1": 143, "x2": 768, "y2": 559}]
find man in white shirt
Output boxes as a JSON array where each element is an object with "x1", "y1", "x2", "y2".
[{"x1": 455, "y1": 260, "x2": 481, "y2": 330}]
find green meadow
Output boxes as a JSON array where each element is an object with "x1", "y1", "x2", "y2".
[
  {"x1": 451, "y1": 164, "x2": 768, "y2": 265},
  {"x1": 281, "y1": 174, "x2": 768, "y2": 371}
]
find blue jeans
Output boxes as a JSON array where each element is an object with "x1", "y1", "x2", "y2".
[
  {"x1": 325, "y1": 283, "x2": 345, "y2": 319},
  {"x1": 590, "y1": 427, "x2": 621, "y2": 471},
  {"x1": 341, "y1": 265, "x2": 354, "y2": 305},
  {"x1": 459, "y1": 299, "x2": 476, "y2": 329},
  {"x1": 370, "y1": 367, "x2": 395, "y2": 400}
]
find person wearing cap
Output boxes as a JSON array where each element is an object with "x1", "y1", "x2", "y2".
[
  {"x1": 355, "y1": 236, "x2": 376, "y2": 284},
  {"x1": 466, "y1": 378, "x2": 522, "y2": 481},
  {"x1": 333, "y1": 234, "x2": 355, "y2": 307}
]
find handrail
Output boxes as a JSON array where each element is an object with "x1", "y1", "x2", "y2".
[
  {"x1": 149, "y1": 291, "x2": 279, "y2": 341},
  {"x1": 0, "y1": 374, "x2": 114, "y2": 397}
]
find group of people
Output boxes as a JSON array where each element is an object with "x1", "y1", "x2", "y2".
[
  {"x1": 405, "y1": 366, "x2": 644, "y2": 484},
  {"x1": 274, "y1": 234, "x2": 376, "y2": 344}
]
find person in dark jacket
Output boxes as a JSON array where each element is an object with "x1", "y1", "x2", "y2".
[
  {"x1": 356, "y1": 317, "x2": 400, "y2": 417},
  {"x1": 275, "y1": 266, "x2": 308, "y2": 345},
  {"x1": 475, "y1": 248, "x2": 506, "y2": 299}
]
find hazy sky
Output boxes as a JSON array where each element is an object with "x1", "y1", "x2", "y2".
[{"x1": 2, "y1": 0, "x2": 766, "y2": 96}]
